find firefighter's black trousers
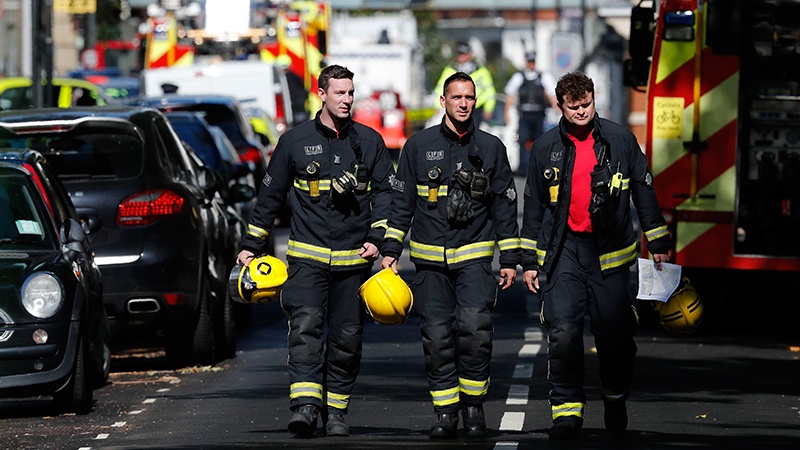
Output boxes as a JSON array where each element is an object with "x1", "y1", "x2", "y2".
[
  {"x1": 280, "y1": 263, "x2": 369, "y2": 414},
  {"x1": 540, "y1": 230, "x2": 638, "y2": 421},
  {"x1": 412, "y1": 262, "x2": 497, "y2": 414}
]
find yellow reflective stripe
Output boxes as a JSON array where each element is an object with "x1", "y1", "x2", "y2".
[
  {"x1": 599, "y1": 242, "x2": 637, "y2": 271},
  {"x1": 415, "y1": 184, "x2": 448, "y2": 197},
  {"x1": 331, "y1": 249, "x2": 367, "y2": 267},
  {"x1": 446, "y1": 241, "x2": 494, "y2": 264},
  {"x1": 552, "y1": 402, "x2": 585, "y2": 420},
  {"x1": 459, "y1": 377, "x2": 489, "y2": 397},
  {"x1": 326, "y1": 391, "x2": 350, "y2": 410},
  {"x1": 247, "y1": 224, "x2": 269, "y2": 240},
  {"x1": 520, "y1": 237, "x2": 537, "y2": 251},
  {"x1": 294, "y1": 178, "x2": 332, "y2": 191},
  {"x1": 644, "y1": 224, "x2": 669, "y2": 242},
  {"x1": 290, "y1": 382, "x2": 323, "y2": 400},
  {"x1": 385, "y1": 227, "x2": 406, "y2": 242},
  {"x1": 410, "y1": 241, "x2": 444, "y2": 262},
  {"x1": 621, "y1": 178, "x2": 629, "y2": 190},
  {"x1": 430, "y1": 386, "x2": 460, "y2": 406},
  {"x1": 497, "y1": 238, "x2": 520, "y2": 252},
  {"x1": 286, "y1": 240, "x2": 330, "y2": 263},
  {"x1": 372, "y1": 219, "x2": 388, "y2": 230},
  {"x1": 536, "y1": 248, "x2": 546, "y2": 266}
]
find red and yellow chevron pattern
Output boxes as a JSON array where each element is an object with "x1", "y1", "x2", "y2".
[{"x1": 645, "y1": 0, "x2": 800, "y2": 271}]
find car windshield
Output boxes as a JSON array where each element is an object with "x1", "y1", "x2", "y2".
[
  {"x1": 0, "y1": 173, "x2": 55, "y2": 250},
  {"x1": 4, "y1": 133, "x2": 144, "y2": 180}
]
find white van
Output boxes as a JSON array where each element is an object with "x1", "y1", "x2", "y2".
[{"x1": 141, "y1": 60, "x2": 297, "y2": 127}]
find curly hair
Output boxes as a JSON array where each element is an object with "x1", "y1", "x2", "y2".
[
  {"x1": 319, "y1": 64, "x2": 354, "y2": 91},
  {"x1": 555, "y1": 71, "x2": 595, "y2": 105}
]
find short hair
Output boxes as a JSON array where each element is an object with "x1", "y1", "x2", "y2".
[
  {"x1": 318, "y1": 64, "x2": 354, "y2": 91},
  {"x1": 442, "y1": 71, "x2": 475, "y2": 97},
  {"x1": 555, "y1": 71, "x2": 595, "y2": 105}
]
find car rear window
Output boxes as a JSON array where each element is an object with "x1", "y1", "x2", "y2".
[
  {"x1": 162, "y1": 104, "x2": 247, "y2": 148},
  {"x1": 0, "y1": 173, "x2": 54, "y2": 249},
  {"x1": 168, "y1": 118, "x2": 224, "y2": 171},
  {"x1": 20, "y1": 133, "x2": 144, "y2": 180}
]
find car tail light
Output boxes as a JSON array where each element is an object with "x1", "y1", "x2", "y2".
[
  {"x1": 238, "y1": 145, "x2": 264, "y2": 165},
  {"x1": 275, "y1": 92, "x2": 288, "y2": 129},
  {"x1": 164, "y1": 293, "x2": 188, "y2": 306},
  {"x1": 116, "y1": 189, "x2": 185, "y2": 226}
]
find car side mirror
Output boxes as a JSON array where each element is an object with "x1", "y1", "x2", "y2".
[
  {"x1": 227, "y1": 183, "x2": 256, "y2": 204},
  {"x1": 60, "y1": 218, "x2": 86, "y2": 260},
  {"x1": 197, "y1": 166, "x2": 222, "y2": 196}
]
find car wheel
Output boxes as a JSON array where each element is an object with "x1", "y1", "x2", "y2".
[
  {"x1": 53, "y1": 333, "x2": 93, "y2": 414},
  {"x1": 88, "y1": 310, "x2": 111, "y2": 388},
  {"x1": 166, "y1": 278, "x2": 216, "y2": 367}
]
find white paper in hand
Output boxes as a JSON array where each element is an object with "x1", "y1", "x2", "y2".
[{"x1": 636, "y1": 258, "x2": 681, "y2": 302}]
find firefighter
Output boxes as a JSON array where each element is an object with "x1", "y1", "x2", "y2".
[
  {"x1": 521, "y1": 71, "x2": 672, "y2": 439},
  {"x1": 380, "y1": 71, "x2": 520, "y2": 439},
  {"x1": 236, "y1": 65, "x2": 394, "y2": 438}
]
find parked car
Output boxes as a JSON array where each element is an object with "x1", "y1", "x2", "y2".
[
  {"x1": 0, "y1": 149, "x2": 110, "y2": 413},
  {"x1": 126, "y1": 94, "x2": 270, "y2": 184},
  {"x1": 163, "y1": 110, "x2": 266, "y2": 248},
  {"x1": 0, "y1": 107, "x2": 240, "y2": 366},
  {"x1": 0, "y1": 77, "x2": 114, "y2": 111}
]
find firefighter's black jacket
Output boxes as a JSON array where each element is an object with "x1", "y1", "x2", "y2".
[
  {"x1": 382, "y1": 119, "x2": 520, "y2": 269},
  {"x1": 520, "y1": 115, "x2": 670, "y2": 275},
  {"x1": 241, "y1": 112, "x2": 394, "y2": 271}
]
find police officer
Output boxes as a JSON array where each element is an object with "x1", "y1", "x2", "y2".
[
  {"x1": 434, "y1": 41, "x2": 497, "y2": 129},
  {"x1": 236, "y1": 65, "x2": 394, "y2": 438},
  {"x1": 520, "y1": 71, "x2": 672, "y2": 440},
  {"x1": 381, "y1": 72, "x2": 520, "y2": 439},
  {"x1": 503, "y1": 51, "x2": 557, "y2": 175}
]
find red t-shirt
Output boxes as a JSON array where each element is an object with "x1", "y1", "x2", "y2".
[{"x1": 568, "y1": 133, "x2": 596, "y2": 233}]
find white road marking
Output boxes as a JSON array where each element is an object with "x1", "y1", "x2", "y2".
[
  {"x1": 518, "y1": 343, "x2": 541, "y2": 357},
  {"x1": 512, "y1": 362, "x2": 533, "y2": 379},
  {"x1": 506, "y1": 385, "x2": 529, "y2": 405},
  {"x1": 499, "y1": 411, "x2": 526, "y2": 431}
]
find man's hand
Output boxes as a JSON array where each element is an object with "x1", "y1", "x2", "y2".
[
  {"x1": 523, "y1": 269, "x2": 539, "y2": 293},
  {"x1": 380, "y1": 256, "x2": 398, "y2": 274},
  {"x1": 236, "y1": 249, "x2": 255, "y2": 266},
  {"x1": 652, "y1": 250, "x2": 673, "y2": 270},
  {"x1": 359, "y1": 242, "x2": 380, "y2": 263},
  {"x1": 498, "y1": 267, "x2": 516, "y2": 290}
]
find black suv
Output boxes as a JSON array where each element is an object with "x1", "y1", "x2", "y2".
[{"x1": 0, "y1": 107, "x2": 242, "y2": 366}]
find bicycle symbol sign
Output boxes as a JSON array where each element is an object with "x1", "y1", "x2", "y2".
[{"x1": 653, "y1": 96, "x2": 684, "y2": 139}]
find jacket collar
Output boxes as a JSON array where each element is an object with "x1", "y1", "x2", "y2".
[
  {"x1": 439, "y1": 116, "x2": 475, "y2": 146},
  {"x1": 314, "y1": 110, "x2": 353, "y2": 139}
]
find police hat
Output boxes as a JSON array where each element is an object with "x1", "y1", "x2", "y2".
[
  {"x1": 457, "y1": 42, "x2": 472, "y2": 54},
  {"x1": 526, "y1": 51, "x2": 537, "y2": 61}
]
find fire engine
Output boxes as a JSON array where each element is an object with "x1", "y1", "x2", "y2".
[{"x1": 625, "y1": 0, "x2": 800, "y2": 285}]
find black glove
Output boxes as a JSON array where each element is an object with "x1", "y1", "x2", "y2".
[{"x1": 447, "y1": 188, "x2": 474, "y2": 224}]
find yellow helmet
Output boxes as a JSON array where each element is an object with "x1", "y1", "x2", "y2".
[
  {"x1": 228, "y1": 256, "x2": 289, "y2": 304},
  {"x1": 359, "y1": 268, "x2": 414, "y2": 325},
  {"x1": 654, "y1": 277, "x2": 703, "y2": 333}
]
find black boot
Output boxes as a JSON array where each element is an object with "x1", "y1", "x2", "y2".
[
  {"x1": 604, "y1": 398, "x2": 628, "y2": 435},
  {"x1": 461, "y1": 405, "x2": 486, "y2": 437},
  {"x1": 429, "y1": 413, "x2": 459, "y2": 439},
  {"x1": 549, "y1": 417, "x2": 582, "y2": 440},
  {"x1": 287, "y1": 404, "x2": 319, "y2": 437},
  {"x1": 325, "y1": 413, "x2": 350, "y2": 437}
]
